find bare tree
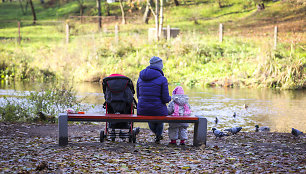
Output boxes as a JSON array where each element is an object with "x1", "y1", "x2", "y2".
[
  {"x1": 28, "y1": 0, "x2": 36, "y2": 24},
  {"x1": 119, "y1": 0, "x2": 126, "y2": 24},
  {"x1": 158, "y1": 0, "x2": 163, "y2": 39},
  {"x1": 19, "y1": 0, "x2": 27, "y2": 15},
  {"x1": 155, "y1": 0, "x2": 159, "y2": 40},
  {"x1": 143, "y1": 0, "x2": 154, "y2": 24},
  {"x1": 97, "y1": 0, "x2": 102, "y2": 30}
]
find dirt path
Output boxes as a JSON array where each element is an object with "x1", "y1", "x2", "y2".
[{"x1": 0, "y1": 122, "x2": 305, "y2": 173}]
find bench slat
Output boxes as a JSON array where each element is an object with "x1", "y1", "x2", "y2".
[{"x1": 68, "y1": 114, "x2": 199, "y2": 121}]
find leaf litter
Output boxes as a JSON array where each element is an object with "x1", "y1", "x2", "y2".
[{"x1": 0, "y1": 122, "x2": 305, "y2": 173}]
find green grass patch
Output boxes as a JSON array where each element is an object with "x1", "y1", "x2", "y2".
[{"x1": 0, "y1": 0, "x2": 305, "y2": 89}]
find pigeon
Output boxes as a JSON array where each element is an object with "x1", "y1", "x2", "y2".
[
  {"x1": 215, "y1": 117, "x2": 219, "y2": 124},
  {"x1": 212, "y1": 128, "x2": 228, "y2": 138},
  {"x1": 224, "y1": 127, "x2": 242, "y2": 135},
  {"x1": 233, "y1": 112, "x2": 236, "y2": 118},
  {"x1": 255, "y1": 125, "x2": 270, "y2": 132},
  {"x1": 291, "y1": 128, "x2": 303, "y2": 137},
  {"x1": 243, "y1": 104, "x2": 248, "y2": 109}
]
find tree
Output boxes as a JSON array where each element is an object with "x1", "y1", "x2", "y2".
[
  {"x1": 158, "y1": 0, "x2": 163, "y2": 39},
  {"x1": 97, "y1": 0, "x2": 102, "y2": 30},
  {"x1": 119, "y1": 0, "x2": 126, "y2": 24},
  {"x1": 142, "y1": 0, "x2": 154, "y2": 24},
  {"x1": 77, "y1": 0, "x2": 85, "y2": 16},
  {"x1": 155, "y1": 0, "x2": 159, "y2": 40},
  {"x1": 143, "y1": 0, "x2": 164, "y2": 40},
  {"x1": 28, "y1": 0, "x2": 36, "y2": 24},
  {"x1": 104, "y1": 0, "x2": 110, "y2": 16},
  {"x1": 19, "y1": 0, "x2": 27, "y2": 15},
  {"x1": 173, "y1": 0, "x2": 179, "y2": 6}
]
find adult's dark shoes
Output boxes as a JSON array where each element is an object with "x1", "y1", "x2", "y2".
[{"x1": 155, "y1": 135, "x2": 163, "y2": 144}]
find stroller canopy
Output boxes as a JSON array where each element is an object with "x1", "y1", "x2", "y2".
[{"x1": 102, "y1": 74, "x2": 135, "y2": 114}]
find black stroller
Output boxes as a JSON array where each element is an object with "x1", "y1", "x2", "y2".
[{"x1": 100, "y1": 74, "x2": 139, "y2": 143}]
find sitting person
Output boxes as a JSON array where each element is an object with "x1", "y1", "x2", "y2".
[
  {"x1": 167, "y1": 86, "x2": 191, "y2": 145},
  {"x1": 136, "y1": 56, "x2": 171, "y2": 144}
]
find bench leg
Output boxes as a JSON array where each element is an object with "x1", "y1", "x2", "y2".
[
  {"x1": 193, "y1": 116, "x2": 207, "y2": 146},
  {"x1": 58, "y1": 114, "x2": 68, "y2": 146}
]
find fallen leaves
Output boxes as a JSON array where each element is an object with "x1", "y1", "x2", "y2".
[{"x1": 0, "y1": 123, "x2": 305, "y2": 173}]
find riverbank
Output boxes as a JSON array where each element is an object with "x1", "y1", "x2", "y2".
[{"x1": 1, "y1": 122, "x2": 305, "y2": 173}]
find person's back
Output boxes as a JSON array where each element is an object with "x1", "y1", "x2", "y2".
[
  {"x1": 137, "y1": 66, "x2": 170, "y2": 116},
  {"x1": 137, "y1": 56, "x2": 171, "y2": 143}
]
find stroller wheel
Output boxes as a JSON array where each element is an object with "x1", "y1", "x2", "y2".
[{"x1": 100, "y1": 131, "x2": 105, "y2": 143}]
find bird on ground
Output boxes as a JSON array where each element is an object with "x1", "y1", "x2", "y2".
[
  {"x1": 233, "y1": 112, "x2": 236, "y2": 118},
  {"x1": 224, "y1": 127, "x2": 243, "y2": 135},
  {"x1": 255, "y1": 125, "x2": 270, "y2": 132},
  {"x1": 243, "y1": 104, "x2": 248, "y2": 109},
  {"x1": 212, "y1": 128, "x2": 228, "y2": 139},
  {"x1": 214, "y1": 117, "x2": 219, "y2": 125},
  {"x1": 291, "y1": 128, "x2": 303, "y2": 137}
]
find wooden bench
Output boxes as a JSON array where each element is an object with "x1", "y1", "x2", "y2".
[{"x1": 58, "y1": 113, "x2": 207, "y2": 147}]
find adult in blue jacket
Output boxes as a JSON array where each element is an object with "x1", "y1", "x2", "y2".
[{"x1": 137, "y1": 56, "x2": 171, "y2": 143}]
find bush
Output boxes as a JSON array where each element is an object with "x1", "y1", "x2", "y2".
[{"x1": 0, "y1": 83, "x2": 88, "y2": 123}]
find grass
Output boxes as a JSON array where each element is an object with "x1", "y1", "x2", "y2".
[{"x1": 0, "y1": 0, "x2": 305, "y2": 89}]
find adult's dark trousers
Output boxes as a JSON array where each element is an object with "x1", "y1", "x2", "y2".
[{"x1": 148, "y1": 122, "x2": 164, "y2": 136}]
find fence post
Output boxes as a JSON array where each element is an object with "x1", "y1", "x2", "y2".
[
  {"x1": 17, "y1": 21, "x2": 21, "y2": 44},
  {"x1": 167, "y1": 25, "x2": 170, "y2": 41},
  {"x1": 274, "y1": 26, "x2": 278, "y2": 49},
  {"x1": 219, "y1": 23, "x2": 223, "y2": 42},
  {"x1": 115, "y1": 24, "x2": 119, "y2": 44},
  {"x1": 66, "y1": 23, "x2": 69, "y2": 44}
]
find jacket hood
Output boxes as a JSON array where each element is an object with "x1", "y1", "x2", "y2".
[
  {"x1": 172, "y1": 94, "x2": 189, "y2": 106},
  {"x1": 139, "y1": 66, "x2": 164, "y2": 81}
]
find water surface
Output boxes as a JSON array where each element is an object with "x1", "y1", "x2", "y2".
[{"x1": 1, "y1": 81, "x2": 305, "y2": 133}]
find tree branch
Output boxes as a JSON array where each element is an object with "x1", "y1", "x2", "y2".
[{"x1": 148, "y1": 1, "x2": 156, "y2": 18}]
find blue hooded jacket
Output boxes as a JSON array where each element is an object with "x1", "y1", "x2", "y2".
[{"x1": 137, "y1": 66, "x2": 171, "y2": 116}]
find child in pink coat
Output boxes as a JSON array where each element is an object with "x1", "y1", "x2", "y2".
[{"x1": 167, "y1": 86, "x2": 191, "y2": 145}]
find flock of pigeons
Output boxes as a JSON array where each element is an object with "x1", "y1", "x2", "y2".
[
  {"x1": 212, "y1": 125, "x2": 304, "y2": 139},
  {"x1": 211, "y1": 105, "x2": 304, "y2": 139}
]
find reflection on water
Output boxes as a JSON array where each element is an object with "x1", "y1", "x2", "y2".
[{"x1": 1, "y1": 81, "x2": 305, "y2": 133}]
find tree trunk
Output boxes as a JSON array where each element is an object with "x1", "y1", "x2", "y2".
[
  {"x1": 119, "y1": 0, "x2": 126, "y2": 24},
  {"x1": 158, "y1": 0, "x2": 163, "y2": 39},
  {"x1": 97, "y1": 0, "x2": 102, "y2": 30},
  {"x1": 155, "y1": 0, "x2": 159, "y2": 40},
  {"x1": 28, "y1": 0, "x2": 36, "y2": 24},
  {"x1": 19, "y1": 0, "x2": 26, "y2": 15},
  {"x1": 174, "y1": 0, "x2": 179, "y2": 6},
  {"x1": 143, "y1": 0, "x2": 151, "y2": 24},
  {"x1": 104, "y1": 0, "x2": 110, "y2": 16}
]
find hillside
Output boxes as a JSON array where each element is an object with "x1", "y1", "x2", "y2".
[{"x1": 0, "y1": 0, "x2": 305, "y2": 89}]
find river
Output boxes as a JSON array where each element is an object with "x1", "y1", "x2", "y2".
[{"x1": 1, "y1": 81, "x2": 305, "y2": 133}]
